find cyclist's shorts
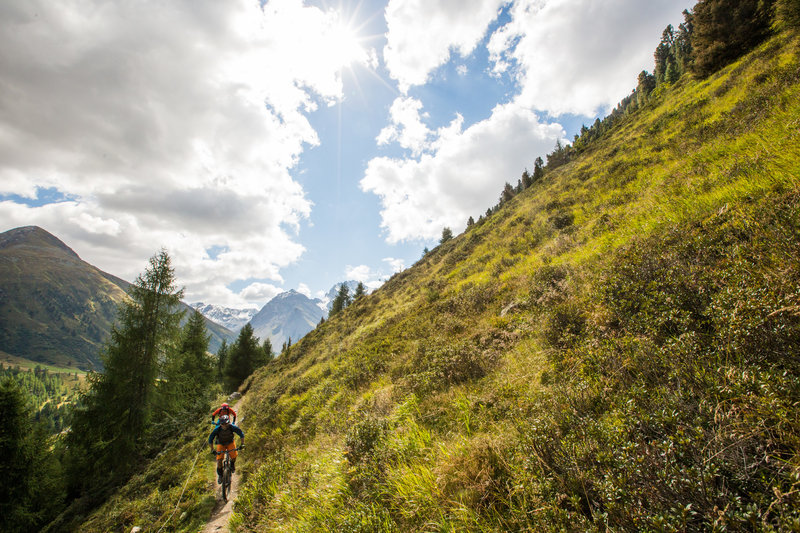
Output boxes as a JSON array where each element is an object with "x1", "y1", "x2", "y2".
[{"x1": 216, "y1": 442, "x2": 237, "y2": 461}]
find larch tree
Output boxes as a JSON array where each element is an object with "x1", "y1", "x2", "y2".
[{"x1": 65, "y1": 249, "x2": 184, "y2": 496}]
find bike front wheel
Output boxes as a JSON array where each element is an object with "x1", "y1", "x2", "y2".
[{"x1": 221, "y1": 467, "x2": 232, "y2": 501}]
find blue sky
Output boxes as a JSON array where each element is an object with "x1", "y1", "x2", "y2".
[{"x1": 0, "y1": 0, "x2": 692, "y2": 309}]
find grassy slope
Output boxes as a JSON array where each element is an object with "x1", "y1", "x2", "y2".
[{"x1": 75, "y1": 31, "x2": 800, "y2": 532}]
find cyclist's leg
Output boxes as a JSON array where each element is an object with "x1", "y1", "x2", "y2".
[
  {"x1": 228, "y1": 443, "x2": 238, "y2": 472},
  {"x1": 215, "y1": 444, "x2": 225, "y2": 483}
]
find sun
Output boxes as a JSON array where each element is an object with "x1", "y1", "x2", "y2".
[{"x1": 324, "y1": 19, "x2": 370, "y2": 71}]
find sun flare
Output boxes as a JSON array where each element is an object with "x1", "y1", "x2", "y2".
[{"x1": 324, "y1": 19, "x2": 369, "y2": 71}]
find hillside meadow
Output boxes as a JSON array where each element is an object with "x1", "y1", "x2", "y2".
[{"x1": 73, "y1": 29, "x2": 800, "y2": 532}]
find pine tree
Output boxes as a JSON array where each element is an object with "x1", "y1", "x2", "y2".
[
  {"x1": 353, "y1": 282, "x2": 367, "y2": 300},
  {"x1": 500, "y1": 182, "x2": 515, "y2": 203},
  {"x1": 223, "y1": 324, "x2": 266, "y2": 392},
  {"x1": 158, "y1": 310, "x2": 214, "y2": 423},
  {"x1": 216, "y1": 339, "x2": 229, "y2": 382},
  {"x1": 0, "y1": 378, "x2": 65, "y2": 531},
  {"x1": 691, "y1": 0, "x2": 776, "y2": 77},
  {"x1": 330, "y1": 283, "x2": 352, "y2": 316},
  {"x1": 65, "y1": 249, "x2": 184, "y2": 496},
  {"x1": 440, "y1": 227, "x2": 454, "y2": 244},
  {"x1": 262, "y1": 338, "x2": 275, "y2": 363},
  {"x1": 636, "y1": 70, "x2": 656, "y2": 107}
]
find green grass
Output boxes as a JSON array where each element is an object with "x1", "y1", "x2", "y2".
[
  {"x1": 0, "y1": 352, "x2": 88, "y2": 376},
  {"x1": 73, "y1": 30, "x2": 800, "y2": 532}
]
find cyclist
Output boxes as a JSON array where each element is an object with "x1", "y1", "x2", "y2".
[
  {"x1": 211, "y1": 402, "x2": 237, "y2": 424},
  {"x1": 208, "y1": 415, "x2": 244, "y2": 483}
]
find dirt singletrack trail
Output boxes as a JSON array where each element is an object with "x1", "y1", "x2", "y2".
[{"x1": 202, "y1": 396, "x2": 247, "y2": 533}]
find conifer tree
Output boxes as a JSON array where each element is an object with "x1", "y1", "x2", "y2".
[
  {"x1": 353, "y1": 281, "x2": 367, "y2": 300},
  {"x1": 65, "y1": 249, "x2": 184, "y2": 496},
  {"x1": 440, "y1": 227, "x2": 454, "y2": 244},
  {"x1": 216, "y1": 339, "x2": 229, "y2": 382},
  {"x1": 330, "y1": 283, "x2": 352, "y2": 316},
  {"x1": 500, "y1": 182, "x2": 515, "y2": 203},
  {"x1": 158, "y1": 310, "x2": 214, "y2": 421},
  {"x1": 0, "y1": 378, "x2": 65, "y2": 532},
  {"x1": 691, "y1": 0, "x2": 775, "y2": 77},
  {"x1": 223, "y1": 324, "x2": 266, "y2": 391},
  {"x1": 521, "y1": 169, "x2": 533, "y2": 188},
  {"x1": 262, "y1": 338, "x2": 275, "y2": 363}
]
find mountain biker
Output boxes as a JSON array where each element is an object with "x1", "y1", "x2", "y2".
[
  {"x1": 208, "y1": 415, "x2": 244, "y2": 483},
  {"x1": 211, "y1": 402, "x2": 237, "y2": 424}
]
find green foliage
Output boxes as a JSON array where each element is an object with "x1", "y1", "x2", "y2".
[
  {"x1": 0, "y1": 377, "x2": 65, "y2": 532},
  {"x1": 222, "y1": 28, "x2": 800, "y2": 532},
  {"x1": 65, "y1": 249, "x2": 185, "y2": 498},
  {"x1": 330, "y1": 282, "x2": 352, "y2": 317},
  {"x1": 509, "y1": 194, "x2": 800, "y2": 530},
  {"x1": 223, "y1": 323, "x2": 268, "y2": 392},
  {"x1": 691, "y1": 0, "x2": 776, "y2": 77},
  {"x1": 58, "y1": 19, "x2": 800, "y2": 533},
  {"x1": 0, "y1": 365, "x2": 80, "y2": 433},
  {"x1": 440, "y1": 226, "x2": 454, "y2": 244},
  {"x1": 215, "y1": 339, "x2": 228, "y2": 383},
  {"x1": 157, "y1": 310, "x2": 216, "y2": 432},
  {"x1": 775, "y1": 0, "x2": 800, "y2": 29}
]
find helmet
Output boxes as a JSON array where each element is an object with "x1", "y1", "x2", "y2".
[{"x1": 220, "y1": 415, "x2": 231, "y2": 425}]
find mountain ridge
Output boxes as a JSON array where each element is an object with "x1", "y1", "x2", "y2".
[
  {"x1": 249, "y1": 289, "x2": 324, "y2": 349},
  {"x1": 0, "y1": 226, "x2": 235, "y2": 368}
]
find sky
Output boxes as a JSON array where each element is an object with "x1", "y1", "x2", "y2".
[{"x1": 0, "y1": 0, "x2": 693, "y2": 310}]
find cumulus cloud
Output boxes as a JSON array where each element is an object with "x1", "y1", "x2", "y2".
[
  {"x1": 296, "y1": 283, "x2": 312, "y2": 298},
  {"x1": 383, "y1": 257, "x2": 405, "y2": 272},
  {"x1": 488, "y1": 0, "x2": 693, "y2": 116},
  {"x1": 345, "y1": 264, "x2": 372, "y2": 282},
  {"x1": 0, "y1": 0, "x2": 370, "y2": 307},
  {"x1": 239, "y1": 282, "x2": 283, "y2": 303},
  {"x1": 362, "y1": 102, "x2": 564, "y2": 243},
  {"x1": 383, "y1": 0, "x2": 506, "y2": 91},
  {"x1": 376, "y1": 97, "x2": 433, "y2": 155}
]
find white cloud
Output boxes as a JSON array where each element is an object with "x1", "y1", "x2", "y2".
[
  {"x1": 376, "y1": 97, "x2": 433, "y2": 156},
  {"x1": 296, "y1": 283, "x2": 312, "y2": 298},
  {"x1": 383, "y1": 257, "x2": 405, "y2": 272},
  {"x1": 239, "y1": 282, "x2": 283, "y2": 304},
  {"x1": 383, "y1": 0, "x2": 506, "y2": 91},
  {"x1": 488, "y1": 0, "x2": 693, "y2": 116},
  {"x1": 345, "y1": 264, "x2": 372, "y2": 283},
  {"x1": 362, "y1": 102, "x2": 564, "y2": 243},
  {"x1": 0, "y1": 0, "x2": 371, "y2": 307}
]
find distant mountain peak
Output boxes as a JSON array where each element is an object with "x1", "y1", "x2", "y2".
[
  {"x1": 191, "y1": 302, "x2": 257, "y2": 333},
  {"x1": 249, "y1": 290, "x2": 324, "y2": 349}
]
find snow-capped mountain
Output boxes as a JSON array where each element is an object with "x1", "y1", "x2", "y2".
[
  {"x1": 249, "y1": 290, "x2": 324, "y2": 350},
  {"x1": 190, "y1": 302, "x2": 258, "y2": 333}
]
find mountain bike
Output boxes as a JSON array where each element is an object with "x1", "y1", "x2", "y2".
[{"x1": 215, "y1": 446, "x2": 243, "y2": 502}]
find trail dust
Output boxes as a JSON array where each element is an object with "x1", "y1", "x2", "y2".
[{"x1": 202, "y1": 396, "x2": 247, "y2": 533}]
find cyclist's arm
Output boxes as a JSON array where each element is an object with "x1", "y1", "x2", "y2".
[
  {"x1": 233, "y1": 425, "x2": 245, "y2": 446},
  {"x1": 208, "y1": 427, "x2": 219, "y2": 452}
]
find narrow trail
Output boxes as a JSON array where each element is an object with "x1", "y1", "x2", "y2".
[{"x1": 202, "y1": 397, "x2": 246, "y2": 533}]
